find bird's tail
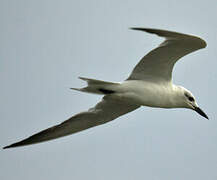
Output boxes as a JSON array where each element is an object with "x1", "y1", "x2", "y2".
[{"x1": 71, "y1": 77, "x2": 120, "y2": 95}]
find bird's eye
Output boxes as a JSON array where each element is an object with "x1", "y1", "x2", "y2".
[{"x1": 188, "y1": 97, "x2": 194, "y2": 102}]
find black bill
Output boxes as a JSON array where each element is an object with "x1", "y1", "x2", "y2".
[{"x1": 194, "y1": 107, "x2": 209, "y2": 119}]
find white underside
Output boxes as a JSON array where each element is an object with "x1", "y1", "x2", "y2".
[{"x1": 105, "y1": 80, "x2": 180, "y2": 108}]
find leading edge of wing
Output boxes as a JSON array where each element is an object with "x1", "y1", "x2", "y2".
[{"x1": 130, "y1": 27, "x2": 207, "y2": 48}]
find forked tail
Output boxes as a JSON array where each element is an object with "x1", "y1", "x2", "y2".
[{"x1": 71, "y1": 77, "x2": 120, "y2": 95}]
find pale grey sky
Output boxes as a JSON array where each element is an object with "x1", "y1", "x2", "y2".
[{"x1": 1, "y1": 0, "x2": 217, "y2": 180}]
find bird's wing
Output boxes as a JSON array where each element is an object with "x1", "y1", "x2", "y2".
[
  {"x1": 3, "y1": 96, "x2": 140, "y2": 149},
  {"x1": 127, "y1": 28, "x2": 207, "y2": 82}
]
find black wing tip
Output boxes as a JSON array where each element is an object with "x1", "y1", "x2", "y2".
[
  {"x1": 3, "y1": 138, "x2": 33, "y2": 149},
  {"x1": 129, "y1": 27, "x2": 174, "y2": 36},
  {"x1": 129, "y1": 27, "x2": 159, "y2": 32},
  {"x1": 129, "y1": 27, "x2": 207, "y2": 46},
  {"x1": 129, "y1": 27, "x2": 166, "y2": 36},
  {"x1": 3, "y1": 142, "x2": 23, "y2": 149},
  {"x1": 129, "y1": 27, "x2": 149, "y2": 31},
  {"x1": 3, "y1": 144, "x2": 15, "y2": 149},
  {"x1": 3, "y1": 146, "x2": 11, "y2": 149}
]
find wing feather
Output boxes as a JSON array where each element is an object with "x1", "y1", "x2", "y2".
[
  {"x1": 127, "y1": 28, "x2": 207, "y2": 82},
  {"x1": 3, "y1": 97, "x2": 139, "y2": 148}
]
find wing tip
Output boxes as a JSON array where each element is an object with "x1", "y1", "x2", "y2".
[
  {"x1": 129, "y1": 27, "x2": 162, "y2": 32},
  {"x1": 129, "y1": 27, "x2": 150, "y2": 32},
  {"x1": 129, "y1": 27, "x2": 207, "y2": 48},
  {"x1": 129, "y1": 27, "x2": 173, "y2": 38},
  {"x1": 3, "y1": 138, "x2": 34, "y2": 149},
  {"x1": 3, "y1": 146, "x2": 9, "y2": 149},
  {"x1": 3, "y1": 141, "x2": 28, "y2": 149},
  {"x1": 3, "y1": 143, "x2": 18, "y2": 149}
]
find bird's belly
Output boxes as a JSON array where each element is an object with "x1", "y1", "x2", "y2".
[
  {"x1": 130, "y1": 91, "x2": 172, "y2": 108},
  {"x1": 116, "y1": 80, "x2": 174, "y2": 108}
]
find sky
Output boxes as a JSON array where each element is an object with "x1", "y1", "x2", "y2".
[{"x1": 1, "y1": 0, "x2": 217, "y2": 179}]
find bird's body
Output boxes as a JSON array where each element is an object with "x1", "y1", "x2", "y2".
[
  {"x1": 96, "y1": 80, "x2": 179, "y2": 108},
  {"x1": 3, "y1": 27, "x2": 209, "y2": 149}
]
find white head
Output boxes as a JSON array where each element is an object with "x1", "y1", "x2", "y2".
[{"x1": 176, "y1": 86, "x2": 208, "y2": 119}]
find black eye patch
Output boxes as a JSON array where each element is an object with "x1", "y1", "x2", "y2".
[
  {"x1": 184, "y1": 92, "x2": 194, "y2": 102},
  {"x1": 188, "y1": 97, "x2": 194, "y2": 102}
]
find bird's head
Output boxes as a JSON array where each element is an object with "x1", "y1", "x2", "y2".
[{"x1": 179, "y1": 87, "x2": 209, "y2": 119}]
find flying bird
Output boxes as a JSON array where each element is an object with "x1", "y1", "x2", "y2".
[{"x1": 3, "y1": 28, "x2": 208, "y2": 149}]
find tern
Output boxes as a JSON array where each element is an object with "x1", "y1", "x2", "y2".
[{"x1": 3, "y1": 28, "x2": 208, "y2": 149}]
